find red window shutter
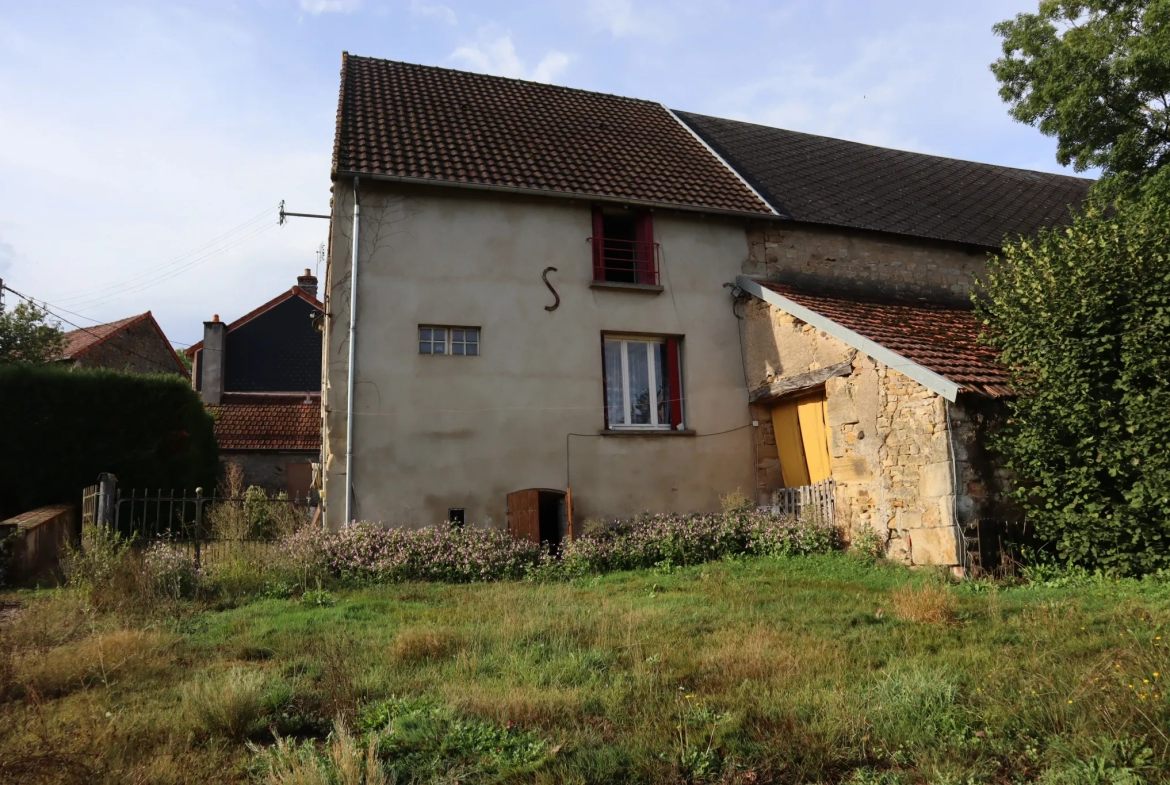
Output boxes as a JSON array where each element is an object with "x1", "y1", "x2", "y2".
[
  {"x1": 635, "y1": 212, "x2": 655, "y2": 285},
  {"x1": 666, "y1": 337, "x2": 682, "y2": 428},
  {"x1": 591, "y1": 205, "x2": 605, "y2": 281}
]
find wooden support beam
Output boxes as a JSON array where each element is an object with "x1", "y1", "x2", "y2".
[{"x1": 748, "y1": 355, "x2": 855, "y2": 404}]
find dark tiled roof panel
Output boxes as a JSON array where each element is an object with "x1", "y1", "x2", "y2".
[
  {"x1": 333, "y1": 55, "x2": 771, "y2": 215},
  {"x1": 678, "y1": 112, "x2": 1093, "y2": 248},
  {"x1": 760, "y1": 281, "x2": 1011, "y2": 397},
  {"x1": 208, "y1": 402, "x2": 321, "y2": 451}
]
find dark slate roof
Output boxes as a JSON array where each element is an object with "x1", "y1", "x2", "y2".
[
  {"x1": 331, "y1": 54, "x2": 772, "y2": 215},
  {"x1": 758, "y1": 281, "x2": 1011, "y2": 398},
  {"x1": 676, "y1": 112, "x2": 1093, "y2": 248}
]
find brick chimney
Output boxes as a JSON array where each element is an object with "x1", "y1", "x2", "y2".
[
  {"x1": 201, "y1": 314, "x2": 226, "y2": 404},
  {"x1": 297, "y1": 268, "x2": 318, "y2": 299}
]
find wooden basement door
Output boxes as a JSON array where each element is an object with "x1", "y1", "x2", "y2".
[{"x1": 506, "y1": 489, "x2": 541, "y2": 544}]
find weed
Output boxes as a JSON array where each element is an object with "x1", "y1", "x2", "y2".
[
  {"x1": 720, "y1": 488, "x2": 754, "y2": 517},
  {"x1": 890, "y1": 582, "x2": 958, "y2": 625},
  {"x1": 184, "y1": 666, "x2": 271, "y2": 741},
  {"x1": 390, "y1": 627, "x2": 462, "y2": 664}
]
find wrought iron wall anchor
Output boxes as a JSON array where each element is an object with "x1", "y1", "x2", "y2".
[{"x1": 542, "y1": 266, "x2": 560, "y2": 311}]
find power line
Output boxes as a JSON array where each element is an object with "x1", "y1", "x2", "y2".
[
  {"x1": 2, "y1": 284, "x2": 187, "y2": 373},
  {"x1": 50, "y1": 204, "x2": 280, "y2": 305}
]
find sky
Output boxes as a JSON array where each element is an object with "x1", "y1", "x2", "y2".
[{"x1": 0, "y1": 0, "x2": 1078, "y2": 349}]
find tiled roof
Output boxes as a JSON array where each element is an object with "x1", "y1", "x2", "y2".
[
  {"x1": 677, "y1": 112, "x2": 1093, "y2": 248},
  {"x1": 61, "y1": 313, "x2": 148, "y2": 359},
  {"x1": 207, "y1": 399, "x2": 321, "y2": 451},
  {"x1": 758, "y1": 281, "x2": 1011, "y2": 398},
  {"x1": 332, "y1": 54, "x2": 772, "y2": 215}
]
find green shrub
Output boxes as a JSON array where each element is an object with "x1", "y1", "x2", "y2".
[
  {"x1": 0, "y1": 364, "x2": 218, "y2": 518},
  {"x1": 979, "y1": 196, "x2": 1170, "y2": 575}
]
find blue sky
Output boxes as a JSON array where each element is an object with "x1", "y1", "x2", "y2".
[{"x1": 0, "y1": 0, "x2": 1078, "y2": 348}]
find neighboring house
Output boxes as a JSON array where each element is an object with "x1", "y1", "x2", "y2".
[
  {"x1": 318, "y1": 54, "x2": 1090, "y2": 570},
  {"x1": 186, "y1": 271, "x2": 323, "y2": 496},
  {"x1": 59, "y1": 311, "x2": 188, "y2": 377}
]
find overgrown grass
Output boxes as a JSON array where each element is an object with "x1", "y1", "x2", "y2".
[{"x1": 3, "y1": 554, "x2": 1170, "y2": 783}]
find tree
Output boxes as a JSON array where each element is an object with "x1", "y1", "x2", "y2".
[
  {"x1": 0, "y1": 300, "x2": 65, "y2": 365},
  {"x1": 977, "y1": 197, "x2": 1170, "y2": 575},
  {"x1": 992, "y1": 0, "x2": 1170, "y2": 199}
]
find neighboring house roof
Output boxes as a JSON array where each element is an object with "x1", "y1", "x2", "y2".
[
  {"x1": 186, "y1": 286, "x2": 322, "y2": 356},
  {"x1": 331, "y1": 54, "x2": 773, "y2": 216},
  {"x1": 60, "y1": 311, "x2": 188, "y2": 376},
  {"x1": 738, "y1": 276, "x2": 1011, "y2": 400},
  {"x1": 679, "y1": 112, "x2": 1093, "y2": 248},
  {"x1": 207, "y1": 395, "x2": 321, "y2": 451}
]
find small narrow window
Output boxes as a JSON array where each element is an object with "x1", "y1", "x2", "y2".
[
  {"x1": 419, "y1": 326, "x2": 479, "y2": 356},
  {"x1": 602, "y1": 335, "x2": 683, "y2": 430},
  {"x1": 448, "y1": 508, "x2": 466, "y2": 527}
]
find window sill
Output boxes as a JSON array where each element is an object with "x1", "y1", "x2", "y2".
[
  {"x1": 590, "y1": 280, "x2": 664, "y2": 294},
  {"x1": 599, "y1": 428, "x2": 696, "y2": 437}
]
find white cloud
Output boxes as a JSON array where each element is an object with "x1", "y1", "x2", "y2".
[
  {"x1": 410, "y1": 0, "x2": 457, "y2": 26},
  {"x1": 586, "y1": 0, "x2": 668, "y2": 39},
  {"x1": 299, "y1": 0, "x2": 361, "y2": 15},
  {"x1": 450, "y1": 27, "x2": 570, "y2": 83}
]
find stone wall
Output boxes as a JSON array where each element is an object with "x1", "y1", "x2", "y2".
[
  {"x1": 221, "y1": 452, "x2": 316, "y2": 498},
  {"x1": 76, "y1": 318, "x2": 185, "y2": 376},
  {"x1": 743, "y1": 221, "x2": 991, "y2": 302},
  {"x1": 743, "y1": 298, "x2": 981, "y2": 568}
]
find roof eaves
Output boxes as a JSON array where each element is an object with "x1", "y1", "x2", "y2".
[
  {"x1": 736, "y1": 274, "x2": 962, "y2": 402},
  {"x1": 334, "y1": 169, "x2": 776, "y2": 218}
]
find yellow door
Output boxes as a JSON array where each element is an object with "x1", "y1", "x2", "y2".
[
  {"x1": 771, "y1": 400, "x2": 811, "y2": 488},
  {"x1": 797, "y1": 394, "x2": 832, "y2": 483}
]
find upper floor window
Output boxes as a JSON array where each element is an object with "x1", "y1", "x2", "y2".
[
  {"x1": 419, "y1": 326, "x2": 479, "y2": 355},
  {"x1": 603, "y1": 335, "x2": 683, "y2": 430},
  {"x1": 590, "y1": 206, "x2": 660, "y2": 286}
]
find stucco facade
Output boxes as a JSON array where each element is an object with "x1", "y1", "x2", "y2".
[
  {"x1": 741, "y1": 296, "x2": 1010, "y2": 568},
  {"x1": 321, "y1": 182, "x2": 755, "y2": 530}
]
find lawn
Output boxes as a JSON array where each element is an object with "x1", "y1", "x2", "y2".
[{"x1": 2, "y1": 554, "x2": 1169, "y2": 783}]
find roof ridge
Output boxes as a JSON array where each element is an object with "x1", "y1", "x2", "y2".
[{"x1": 342, "y1": 53, "x2": 659, "y2": 107}]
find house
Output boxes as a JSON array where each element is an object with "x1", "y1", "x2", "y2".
[
  {"x1": 59, "y1": 311, "x2": 188, "y2": 377},
  {"x1": 186, "y1": 270, "x2": 323, "y2": 497},
  {"x1": 318, "y1": 54, "x2": 1090, "y2": 569}
]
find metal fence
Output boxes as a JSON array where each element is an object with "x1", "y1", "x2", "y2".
[
  {"x1": 764, "y1": 478, "x2": 836, "y2": 523},
  {"x1": 83, "y1": 474, "x2": 318, "y2": 567}
]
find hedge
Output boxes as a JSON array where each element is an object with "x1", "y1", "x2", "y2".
[{"x1": 0, "y1": 364, "x2": 219, "y2": 518}]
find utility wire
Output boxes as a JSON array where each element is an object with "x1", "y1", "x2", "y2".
[
  {"x1": 51, "y1": 204, "x2": 280, "y2": 305},
  {"x1": 2, "y1": 284, "x2": 186, "y2": 372}
]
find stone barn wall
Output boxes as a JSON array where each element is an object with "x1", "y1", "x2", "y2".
[{"x1": 742, "y1": 298, "x2": 1006, "y2": 569}]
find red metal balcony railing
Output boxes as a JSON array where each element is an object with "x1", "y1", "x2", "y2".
[{"x1": 588, "y1": 237, "x2": 661, "y2": 286}]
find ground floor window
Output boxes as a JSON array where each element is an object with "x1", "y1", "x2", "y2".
[{"x1": 602, "y1": 335, "x2": 683, "y2": 429}]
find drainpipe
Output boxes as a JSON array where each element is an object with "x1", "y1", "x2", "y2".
[
  {"x1": 944, "y1": 399, "x2": 969, "y2": 576},
  {"x1": 344, "y1": 177, "x2": 360, "y2": 524}
]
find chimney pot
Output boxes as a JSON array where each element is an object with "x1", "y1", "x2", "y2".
[
  {"x1": 297, "y1": 269, "x2": 319, "y2": 299},
  {"x1": 212, "y1": 314, "x2": 219, "y2": 322}
]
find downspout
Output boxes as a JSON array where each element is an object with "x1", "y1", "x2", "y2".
[
  {"x1": 344, "y1": 177, "x2": 360, "y2": 524},
  {"x1": 944, "y1": 399, "x2": 969, "y2": 576}
]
